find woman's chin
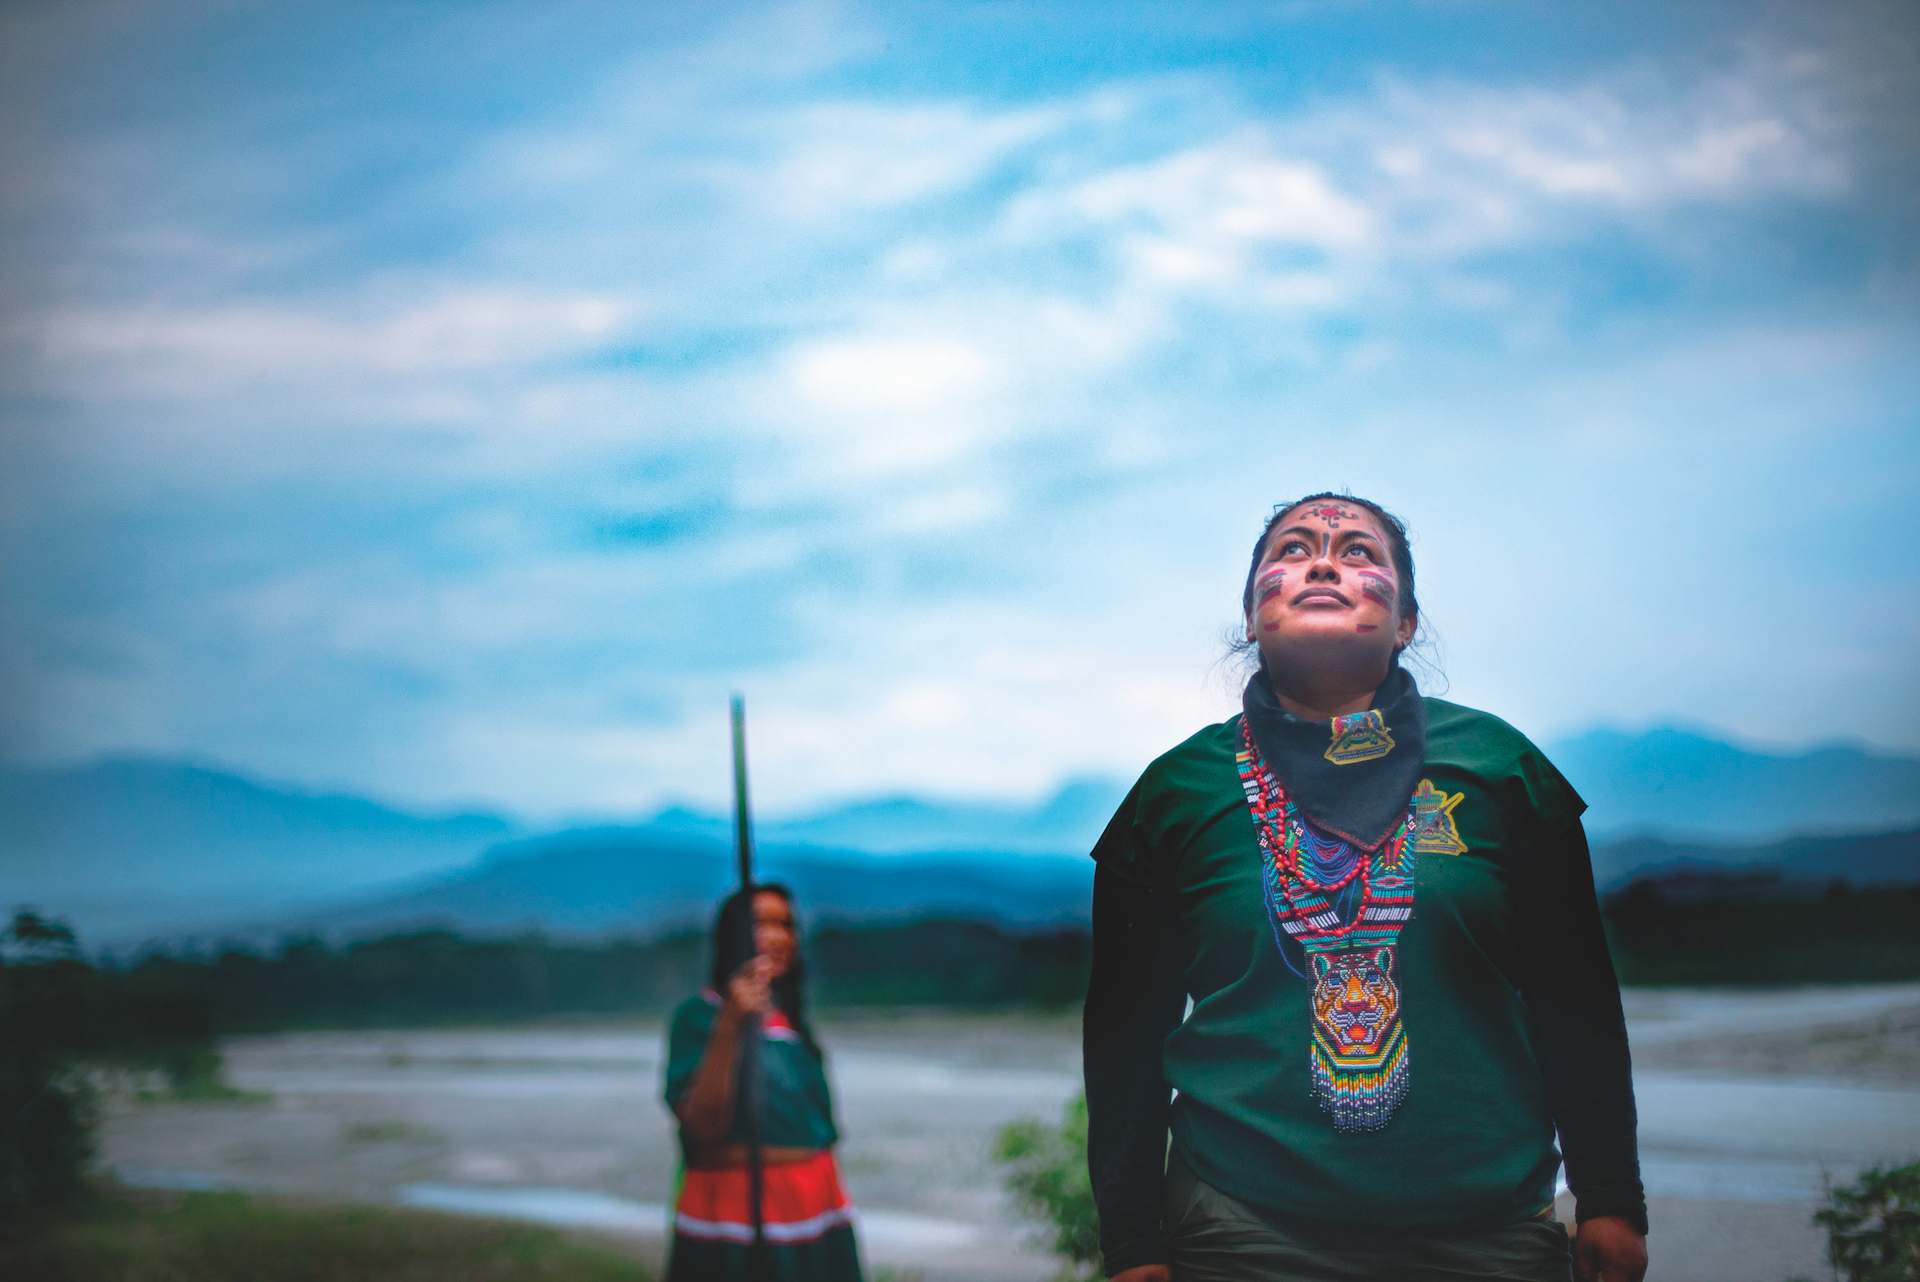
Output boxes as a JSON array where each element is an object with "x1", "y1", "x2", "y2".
[{"x1": 1264, "y1": 619, "x2": 1390, "y2": 650}]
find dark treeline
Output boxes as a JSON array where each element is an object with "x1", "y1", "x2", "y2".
[
  {"x1": 1603, "y1": 878, "x2": 1920, "y2": 985},
  {"x1": 130, "y1": 931, "x2": 711, "y2": 1032},
  {"x1": 121, "y1": 918, "x2": 1096, "y2": 1032},
  {"x1": 94, "y1": 877, "x2": 1920, "y2": 1036}
]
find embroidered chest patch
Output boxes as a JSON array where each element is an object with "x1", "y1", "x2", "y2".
[
  {"x1": 1324, "y1": 710, "x2": 1395, "y2": 765},
  {"x1": 1409, "y1": 779, "x2": 1468, "y2": 855}
]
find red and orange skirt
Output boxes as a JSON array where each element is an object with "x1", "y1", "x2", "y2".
[{"x1": 667, "y1": 1150, "x2": 861, "y2": 1281}]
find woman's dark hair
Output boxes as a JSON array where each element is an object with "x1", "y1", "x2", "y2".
[
  {"x1": 1230, "y1": 491, "x2": 1425, "y2": 665},
  {"x1": 709, "y1": 883, "x2": 814, "y2": 1049}
]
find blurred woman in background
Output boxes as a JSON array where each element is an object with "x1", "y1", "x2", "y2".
[
  {"x1": 665, "y1": 884, "x2": 861, "y2": 1281},
  {"x1": 1084, "y1": 493, "x2": 1647, "y2": 1282}
]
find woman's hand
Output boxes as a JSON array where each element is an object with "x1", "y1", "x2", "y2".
[
  {"x1": 675, "y1": 956, "x2": 776, "y2": 1141},
  {"x1": 1574, "y1": 1216, "x2": 1647, "y2": 1282},
  {"x1": 1109, "y1": 1268, "x2": 1170, "y2": 1282},
  {"x1": 720, "y1": 955, "x2": 775, "y2": 1026}
]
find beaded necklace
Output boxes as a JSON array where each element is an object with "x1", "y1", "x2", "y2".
[{"x1": 1237, "y1": 717, "x2": 1416, "y2": 1132}]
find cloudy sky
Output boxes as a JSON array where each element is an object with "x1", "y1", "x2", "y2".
[{"x1": 2, "y1": 0, "x2": 1915, "y2": 820}]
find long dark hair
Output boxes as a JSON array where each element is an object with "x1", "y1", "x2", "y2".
[{"x1": 708, "y1": 883, "x2": 815, "y2": 1051}]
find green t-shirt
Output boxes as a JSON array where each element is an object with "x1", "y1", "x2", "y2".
[
  {"x1": 1091, "y1": 697, "x2": 1587, "y2": 1229},
  {"x1": 663, "y1": 995, "x2": 840, "y2": 1151}
]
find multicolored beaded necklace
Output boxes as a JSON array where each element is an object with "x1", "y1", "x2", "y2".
[{"x1": 1237, "y1": 718, "x2": 1416, "y2": 1132}]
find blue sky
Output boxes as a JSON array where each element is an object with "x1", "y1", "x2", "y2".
[{"x1": 2, "y1": 0, "x2": 1915, "y2": 819}]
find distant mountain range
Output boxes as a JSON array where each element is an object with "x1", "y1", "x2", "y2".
[
  {"x1": 1590, "y1": 828, "x2": 1920, "y2": 895},
  {"x1": 213, "y1": 832, "x2": 1097, "y2": 948},
  {"x1": 0, "y1": 759, "x2": 516, "y2": 941},
  {"x1": 4, "y1": 725, "x2": 1917, "y2": 946},
  {"x1": 1550, "y1": 726, "x2": 1920, "y2": 840},
  {"x1": 191, "y1": 824, "x2": 1920, "y2": 950}
]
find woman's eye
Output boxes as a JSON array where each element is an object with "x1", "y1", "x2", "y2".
[
  {"x1": 1345, "y1": 545, "x2": 1376, "y2": 561},
  {"x1": 1279, "y1": 541, "x2": 1308, "y2": 557}
]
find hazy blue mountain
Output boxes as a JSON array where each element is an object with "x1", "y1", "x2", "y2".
[
  {"x1": 1591, "y1": 827, "x2": 1920, "y2": 893},
  {"x1": 192, "y1": 824, "x2": 1920, "y2": 950},
  {"x1": 1548, "y1": 726, "x2": 1920, "y2": 839},
  {"x1": 757, "y1": 776, "x2": 1126, "y2": 854},
  {"x1": 10, "y1": 725, "x2": 1919, "y2": 947},
  {"x1": 186, "y1": 828, "x2": 1094, "y2": 948},
  {"x1": 0, "y1": 758, "x2": 515, "y2": 940}
]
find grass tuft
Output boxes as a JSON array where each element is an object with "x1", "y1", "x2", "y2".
[{"x1": 1, "y1": 1186, "x2": 652, "y2": 1282}]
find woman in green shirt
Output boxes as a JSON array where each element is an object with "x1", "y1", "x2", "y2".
[
  {"x1": 1084, "y1": 494, "x2": 1648, "y2": 1282},
  {"x1": 664, "y1": 884, "x2": 861, "y2": 1282}
]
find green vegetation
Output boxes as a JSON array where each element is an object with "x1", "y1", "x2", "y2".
[
  {"x1": 0, "y1": 1187, "x2": 652, "y2": 1281},
  {"x1": 1605, "y1": 882, "x2": 1920, "y2": 985},
  {"x1": 119, "y1": 919, "x2": 1093, "y2": 1033},
  {"x1": 126, "y1": 930, "x2": 709, "y2": 1032},
  {"x1": 810, "y1": 920, "x2": 1090, "y2": 1007},
  {"x1": 992, "y1": 1091, "x2": 1100, "y2": 1281},
  {"x1": 1, "y1": 912, "x2": 226, "y2": 1226},
  {"x1": 341, "y1": 1120, "x2": 444, "y2": 1145},
  {"x1": 1793, "y1": 1160, "x2": 1920, "y2": 1282},
  {"x1": 104, "y1": 882, "x2": 1920, "y2": 1042}
]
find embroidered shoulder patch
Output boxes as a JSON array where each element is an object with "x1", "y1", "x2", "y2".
[
  {"x1": 1409, "y1": 779, "x2": 1468, "y2": 855},
  {"x1": 1324, "y1": 710, "x2": 1395, "y2": 765}
]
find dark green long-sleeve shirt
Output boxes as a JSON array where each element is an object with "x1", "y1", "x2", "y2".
[{"x1": 1084, "y1": 698, "x2": 1644, "y2": 1274}]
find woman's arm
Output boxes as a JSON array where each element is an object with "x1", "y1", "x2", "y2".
[
  {"x1": 1513, "y1": 817, "x2": 1649, "y2": 1279},
  {"x1": 674, "y1": 956, "x2": 774, "y2": 1142},
  {"x1": 1085, "y1": 866, "x2": 1187, "y2": 1278}
]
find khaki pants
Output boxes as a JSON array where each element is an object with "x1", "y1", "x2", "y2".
[{"x1": 1163, "y1": 1154, "x2": 1574, "y2": 1282}]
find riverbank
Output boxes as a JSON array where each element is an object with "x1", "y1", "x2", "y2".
[{"x1": 93, "y1": 988, "x2": 1920, "y2": 1282}]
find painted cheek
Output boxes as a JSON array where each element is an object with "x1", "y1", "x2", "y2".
[
  {"x1": 1255, "y1": 568, "x2": 1287, "y2": 604},
  {"x1": 1356, "y1": 625, "x2": 1379, "y2": 632},
  {"x1": 1358, "y1": 572, "x2": 1395, "y2": 607}
]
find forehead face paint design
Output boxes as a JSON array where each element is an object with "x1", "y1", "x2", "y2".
[{"x1": 1298, "y1": 503, "x2": 1358, "y2": 527}]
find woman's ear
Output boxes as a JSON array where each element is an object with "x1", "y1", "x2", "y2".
[{"x1": 1395, "y1": 606, "x2": 1418, "y2": 651}]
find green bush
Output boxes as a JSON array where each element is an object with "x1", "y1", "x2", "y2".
[
  {"x1": 993, "y1": 1091, "x2": 1100, "y2": 1280},
  {"x1": 2, "y1": 913, "x2": 104, "y2": 1224},
  {"x1": 2, "y1": 911, "x2": 227, "y2": 1227},
  {"x1": 1798, "y1": 1160, "x2": 1920, "y2": 1282}
]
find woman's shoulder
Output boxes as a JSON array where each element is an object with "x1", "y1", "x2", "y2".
[
  {"x1": 1131, "y1": 717, "x2": 1241, "y2": 798},
  {"x1": 1422, "y1": 697, "x2": 1540, "y2": 762},
  {"x1": 1422, "y1": 696, "x2": 1585, "y2": 831},
  {"x1": 1147, "y1": 717, "x2": 1240, "y2": 772}
]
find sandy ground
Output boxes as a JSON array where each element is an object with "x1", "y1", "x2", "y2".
[{"x1": 97, "y1": 988, "x2": 1920, "y2": 1281}]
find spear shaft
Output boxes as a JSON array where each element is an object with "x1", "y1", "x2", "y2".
[{"x1": 729, "y1": 695, "x2": 768, "y2": 1277}]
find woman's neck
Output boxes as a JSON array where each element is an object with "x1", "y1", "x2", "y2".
[{"x1": 1268, "y1": 669, "x2": 1383, "y2": 722}]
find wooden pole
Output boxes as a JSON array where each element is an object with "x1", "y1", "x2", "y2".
[{"x1": 729, "y1": 695, "x2": 768, "y2": 1277}]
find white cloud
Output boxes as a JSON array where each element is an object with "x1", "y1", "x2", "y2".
[
  {"x1": 7, "y1": 4, "x2": 1911, "y2": 818},
  {"x1": 788, "y1": 335, "x2": 995, "y2": 413},
  {"x1": 33, "y1": 290, "x2": 635, "y2": 399},
  {"x1": 757, "y1": 102, "x2": 1065, "y2": 218}
]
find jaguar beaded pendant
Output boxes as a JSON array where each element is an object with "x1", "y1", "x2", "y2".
[{"x1": 1237, "y1": 718, "x2": 1416, "y2": 1133}]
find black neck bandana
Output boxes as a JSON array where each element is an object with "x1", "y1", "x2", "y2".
[{"x1": 1240, "y1": 663, "x2": 1427, "y2": 851}]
